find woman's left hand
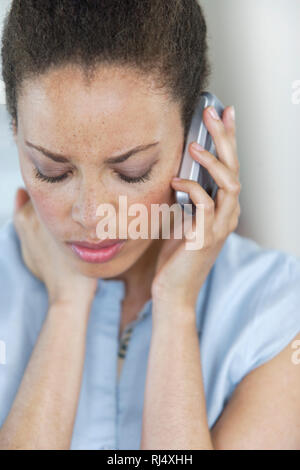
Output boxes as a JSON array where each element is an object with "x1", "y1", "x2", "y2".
[{"x1": 151, "y1": 105, "x2": 241, "y2": 319}]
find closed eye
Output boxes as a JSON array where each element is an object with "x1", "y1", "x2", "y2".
[
  {"x1": 33, "y1": 165, "x2": 155, "y2": 184},
  {"x1": 33, "y1": 167, "x2": 71, "y2": 184},
  {"x1": 113, "y1": 167, "x2": 153, "y2": 184}
]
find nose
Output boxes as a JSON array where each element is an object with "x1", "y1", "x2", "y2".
[{"x1": 72, "y1": 178, "x2": 115, "y2": 236}]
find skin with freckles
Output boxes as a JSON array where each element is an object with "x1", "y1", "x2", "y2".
[{"x1": 13, "y1": 64, "x2": 185, "y2": 302}]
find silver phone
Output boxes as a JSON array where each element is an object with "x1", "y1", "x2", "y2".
[{"x1": 175, "y1": 92, "x2": 225, "y2": 214}]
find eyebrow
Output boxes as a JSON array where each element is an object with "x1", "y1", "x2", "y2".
[{"x1": 25, "y1": 140, "x2": 160, "y2": 164}]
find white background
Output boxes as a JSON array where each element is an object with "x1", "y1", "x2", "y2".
[{"x1": 0, "y1": 0, "x2": 299, "y2": 256}]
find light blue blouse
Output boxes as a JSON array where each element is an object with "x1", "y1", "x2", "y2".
[{"x1": 0, "y1": 217, "x2": 300, "y2": 450}]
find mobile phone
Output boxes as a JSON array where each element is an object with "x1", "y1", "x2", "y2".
[{"x1": 175, "y1": 92, "x2": 225, "y2": 214}]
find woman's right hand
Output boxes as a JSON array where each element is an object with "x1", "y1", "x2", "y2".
[{"x1": 13, "y1": 187, "x2": 98, "y2": 307}]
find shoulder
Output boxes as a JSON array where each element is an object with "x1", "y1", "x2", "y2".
[
  {"x1": 214, "y1": 230, "x2": 300, "y2": 284},
  {"x1": 199, "y1": 231, "x2": 300, "y2": 385},
  {"x1": 210, "y1": 231, "x2": 300, "y2": 309},
  {"x1": 207, "y1": 234, "x2": 300, "y2": 447}
]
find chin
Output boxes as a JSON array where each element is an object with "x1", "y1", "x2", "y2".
[{"x1": 75, "y1": 261, "x2": 128, "y2": 279}]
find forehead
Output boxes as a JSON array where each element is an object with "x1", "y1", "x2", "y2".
[{"x1": 17, "y1": 65, "x2": 174, "y2": 153}]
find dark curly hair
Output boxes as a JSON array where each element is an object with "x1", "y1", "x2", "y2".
[{"x1": 1, "y1": 0, "x2": 211, "y2": 144}]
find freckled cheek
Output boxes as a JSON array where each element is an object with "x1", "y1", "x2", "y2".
[
  {"x1": 127, "y1": 178, "x2": 173, "y2": 210},
  {"x1": 27, "y1": 187, "x2": 70, "y2": 237},
  {"x1": 124, "y1": 181, "x2": 174, "y2": 236},
  {"x1": 19, "y1": 158, "x2": 71, "y2": 237},
  {"x1": 142, "y1": 183, "x2": 173, "y2": 207}
]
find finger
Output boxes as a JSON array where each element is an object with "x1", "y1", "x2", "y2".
[
  {"x1": 13, "y1": 188, "x2": 31, "y2": 234},
  {"x1": 189, "y1": 143, "x2": 241, "y2": 194},
  {"x1": 14, "y1": 187, "x2": 30, "y2": 214},
  {"x1": 214, "y1": 189, "x2": 241, "y2": 236},
  {"x1": 171, "y1": 177, "x2": 215, "y2": 240},
  {"x1": 171, "y1": 177, "x2": 215, "y2": 213},
  {"x1": 222, "y1": 105, "x2": 238, "y2": 157},
  {"x1": 202, "y1": 106, "x2": 239, "y2": 174},
  {"x1": 227, "y1": 204, "x2": 241, "y2": 233},
  {"x1": 14, "y1": 188, "x2": 20, "y2": 216}
]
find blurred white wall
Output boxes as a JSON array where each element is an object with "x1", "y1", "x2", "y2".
[{"x1": 0, "y1": 0, "x2": 299, "y2": 256}]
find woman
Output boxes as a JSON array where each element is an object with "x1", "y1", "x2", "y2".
[{"x1": 0, "y1": 0, "x2": 299, "y2": 450}]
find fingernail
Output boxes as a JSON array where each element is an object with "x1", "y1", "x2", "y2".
[
  {"x1": 208, "y1": 106, "x2": 220, "y2": 121},
  {"x1": 172, "y1": 177, "x2": 181, "y2": 181},
  {"x1": 192, "y1": 142, "x2": 205, "y2": 152},
  {"x1": 230, "y1": 105, "x2": 235, "y2": 121}
]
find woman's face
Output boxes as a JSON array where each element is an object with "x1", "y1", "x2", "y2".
[{"x1": 14, "y1": 64, "x2": 185, "y2": 278}]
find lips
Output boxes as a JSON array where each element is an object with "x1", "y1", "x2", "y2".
[
  {"x1": 67, "y1": 239, "x2": 124, "y2": 249},
  {"x1": 67, "y1": 239, "x2": 126, "y2": 264}
]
